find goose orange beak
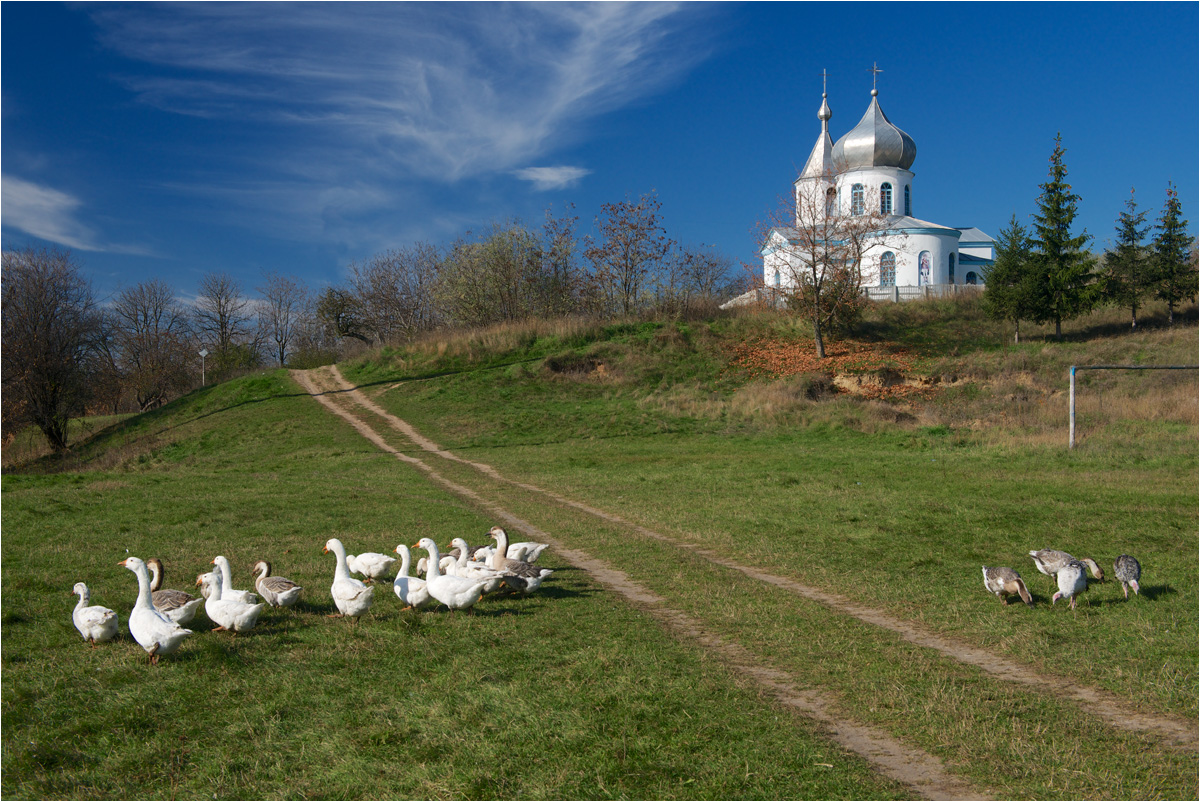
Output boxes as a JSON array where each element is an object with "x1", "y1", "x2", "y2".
[{"x1": 323, "y1": 546, "x2": 330, "y2": 554}]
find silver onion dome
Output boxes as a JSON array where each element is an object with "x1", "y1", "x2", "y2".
[
  {"x1": 831, "y1": 89, "x2": 916, "y2": 171},
  {"x1": 799, "y1": 92, "x2": 835, "y2": 181}
]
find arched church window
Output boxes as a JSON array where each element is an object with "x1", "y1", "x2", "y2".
[
  {"x1": 948, "y1": 253, "x2": 956, "y2": 283},
  {"x1": 851, "y1": 184, "x2": 864, "y2": 216},
  {"x1": 825, "y1": 187, "x2": 837, "y2": 217},
  {"x1": 904, "y1": 185, "x2": 911, "y2": 216},
  {"x1": 773, "y1": 270, "x2": 780, "y2": 287},
  {"x1": 880, "y1": 183, "x2": 893, "y2": 215},
  {"x1": 918, "y1": 251, "x2": 931, "y2": 286},
  {"x1": 965, "y1": 272, "x2": 978, "y2": 285},
  {"x1": 880, "y1": 252, "x2": 896, "y2": 287}
]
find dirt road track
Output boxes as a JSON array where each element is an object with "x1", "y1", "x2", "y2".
[{"x1": 294, "y1": 365, "x2": 1198, "y2": 796}]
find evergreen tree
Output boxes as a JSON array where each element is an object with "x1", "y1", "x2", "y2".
[
  {"x1": 981, "y1": 214, "x2": 1036, "y2": 343},
  {"x1": 1029, "y1": 134, "x2": 1097, "y2": 339},
  {"x1": 1151, "y1": 182, "x2": 1197, "y2": 325},
  {"x1": 1102, "y1": 188, "x2": 1150, "y2": 328}
]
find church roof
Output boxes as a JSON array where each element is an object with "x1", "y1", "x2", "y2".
[
  {"x1": 877, "y1": 215, "x2": 960, "y2": 234},
  {"x1": 832, "y1": 90, "x2": 916, "y2": 172},
  {"x1": 953, "y1": 227, "x2": 994, "y2": 243}
]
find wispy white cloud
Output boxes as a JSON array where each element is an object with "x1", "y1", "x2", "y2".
[
  {"x1": 90, "y1": 3, "x2": 709, "y2": 183},
  {"x1": 512, "y1": 166, "x2": 592, "y2": 191},
  {"x1": 1, "y1": 174, "x2": 103, "y2": 251}
]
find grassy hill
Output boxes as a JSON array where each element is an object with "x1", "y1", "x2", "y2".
[{"x1": 3, "y1": 297, "x2": 1197, "y2": 799}]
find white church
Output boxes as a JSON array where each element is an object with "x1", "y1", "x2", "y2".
[{"x1": 756, "y1": 74, "x2": 993, "y2": 301}]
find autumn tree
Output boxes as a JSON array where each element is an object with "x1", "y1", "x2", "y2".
[
  {"x1": 1150, "y1": 182, "x2": 1197, "y2": 324},
  {"x1": 758, "y1": 173, "x2": 890, "y2": 358},
  {"x1": 108, "y1": 278, "x2": 194, "y2": 409},
  {"x1": 257, "y1": 271, "x2": 307, "y2": 366},
  {"x1": 982, "y1": 214, "x2": 1037, "y2": 343},
  {"x1": 435, "y1": 211, "x2": 586, "y2": 327},
  {"x1": 1, "y1": 247, "x2": 102, "y2": 450},
  {"x1": 1028, "y1": 134, "x2": 1098, "y2": 339},
  {"x1": 435, "y1": 223, "x2": 542, "y2": 326},
  {"x1": 585, "y1": 192, "x2": 673, "y2": 317}
]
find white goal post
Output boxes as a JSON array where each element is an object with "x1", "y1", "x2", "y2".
[{"x1": 1068, "y1": 364, "x2": 1200, "y2": 449}]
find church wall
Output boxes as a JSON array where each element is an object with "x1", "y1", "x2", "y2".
[
  {"x1": 863, "y1": 230, "x2": 959, "y2": 287},
  {"x1": 835, "y1": 167, "x2": 913, "y2": 216}
]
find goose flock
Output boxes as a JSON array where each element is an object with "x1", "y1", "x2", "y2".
[
  {"x1": 982, "y1": 548, "x2": 1143, "y2": 611},
  {"x1": 71, "y1": 526, "x2": 551, "y2": 664}
]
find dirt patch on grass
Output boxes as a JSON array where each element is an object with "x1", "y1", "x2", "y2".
[{"x1": 728, "y1": 338, "x2": 947, "y2": 402}]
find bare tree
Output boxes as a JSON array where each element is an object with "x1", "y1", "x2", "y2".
[
  {"x1": 194, "y1": 272, "x2": 260, "y2": 376},
  {"x1": 257, "y1": 271, "x2": 307, "y2": 366},
  {"x1": 585, "y1": 192, "x2": 673, "y2": 317},
  {"x1": 652, "y1": 244, "x2": 736, "y2": 317},
  {"x1": 758, "y1": 173, "x2": 893, "y2": 357},
  {"x1": 348, "y1": 244, "x2": 441, "y2": 344},
  {"x1": 538, "y1": 204, "x2": 584, "y2": 317},
  {"x1": 1, "y1": 247, "x2": 102, "y2": 450},
  {"x1": 109, "y1": 279, "x2": 193, "y2": 410}
]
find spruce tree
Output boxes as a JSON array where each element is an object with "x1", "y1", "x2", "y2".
[
  {"x1": 982, "y1": 214, "x2": 1035, "y2": 343},
  {"x1": 1102, "y1": 188, "x2": 1150, "y2": 328},
  {"x1": 1029, "y1": 134, "x2": 1097, "y2": 339},
  {"x1": 1151, "y1": 183, "x2": 1197, "y2": 325}
]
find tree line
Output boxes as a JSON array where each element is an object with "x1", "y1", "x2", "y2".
[
  {"x1": 2, "y1": 192, "x2": 742, "y2": 451},
  {"x1": 983, "y1": 134, "x2": 1198, "y2": 342}
]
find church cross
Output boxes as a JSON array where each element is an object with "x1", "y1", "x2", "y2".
[
  {"x1": 820, "y1": 68, "x2": 829, "y2": 94},
  {"x1": 869, "y1": 62, "x2": 883, "y2": 91}
]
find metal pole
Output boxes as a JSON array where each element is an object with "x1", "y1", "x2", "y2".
[
  {"x1": 1068, "y1": 364, "x2": 1198, "y2": 449},
  {"x1": 1069, "y1": 366, "x2": 1076, "y2": 449}
]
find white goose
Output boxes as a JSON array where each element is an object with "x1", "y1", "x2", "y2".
[
  {"x1": 487, "y1": 526, "x2": 554, "y2": 594},
  {"x1": 445, "y1": 537, "x2": 506, "y2": 593},
  {"x1": 413, "y1": 537, "x2": 492, "y2": 612},
  {"x1": 212, "y1": 555, "x2": 259, "y2": 604},
  {"x1": 204, "y1": 562, "x2": 267, "y2": 633},
  {"x1": 392, "y1": 544, "x2": 433, "y2": 610},
  {"x1": 120, "y1": 557, "x2": 193, "y2": 664},
  {"x1": 507, "y1": 542, "x2": 550, "y2": 563},
  {"x1": 345, "y1": 551, "x2": 396, "y2": 583},
  {"x1": 252, "y1": 560, "x2": 303, "y2": 608},
  {"x1": 71, "y1": 582, "x2": 119, "y2": 647},
  {"x1": 324, "y1": 538, "x2": 375, "y2": 620},
  {"x1": 146, "y1": 558, "x2": 204, "y2": 624}
]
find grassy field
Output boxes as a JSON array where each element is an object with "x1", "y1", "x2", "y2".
[{"x1": 3, "y1": 298, "x2": 1197, "y2": 799}]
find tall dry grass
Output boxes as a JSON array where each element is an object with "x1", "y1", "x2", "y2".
[{"x1": 387, "y1": 315, "x2": 610, "y2": 370}]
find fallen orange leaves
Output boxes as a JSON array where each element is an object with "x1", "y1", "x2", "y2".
[{"x1": 727, "y1": 338, "x2": 939, "y2": 403}]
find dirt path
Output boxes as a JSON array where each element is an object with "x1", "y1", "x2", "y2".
[
  {"x1": 293, "y1": 367, "x2": 987, "y2": 800},
  {"x1": 316, "y1": 366, "x2": 1196, "y2": 752}
]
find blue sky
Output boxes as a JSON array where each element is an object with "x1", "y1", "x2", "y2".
[{"x1": 3, "y1": 2, "x2": 1197, "y2": 302}]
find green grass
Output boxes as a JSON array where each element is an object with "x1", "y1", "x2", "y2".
[
  {"x1": 4, "y1": 298, "x2": 1198, "y2": 799},
  {"x1": 2, "y1": 371, "x2": 906, "y2": 800}
]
